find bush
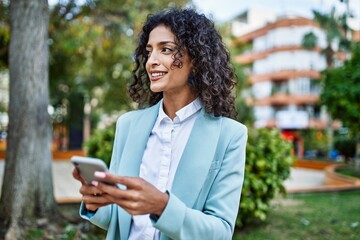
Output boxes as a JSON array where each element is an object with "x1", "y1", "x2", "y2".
[
  {"x1": 334, "y1": 137, "x2": 356, "y2": 162},
  {"x1": 83, "y1": 123, "x2": 116, "y2": 166},
  {"x1": 237, "y1": 128, "x2": 294, "y2": 228},
  {"x1": 300, "y1": 129, "x2": 328, "y2": 159}
]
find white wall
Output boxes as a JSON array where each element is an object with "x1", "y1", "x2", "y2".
[
  {"x1": 252, "y1": 81, "x2": 272, "y2": 99},
  {"x1": 253, "y1": 26, "x2": 327, "y2": 51},
  {"x1": 253, "y1": 50, "x2": 326, "y2": 74}
]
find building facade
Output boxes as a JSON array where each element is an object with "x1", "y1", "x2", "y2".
[{"x1": 231, "y1": 10, "x2": 345, "y2": 157}]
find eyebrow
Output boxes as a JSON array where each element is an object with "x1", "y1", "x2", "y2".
[{"x1": 146, "y1": 41, "x2": 176, "y2": 48}]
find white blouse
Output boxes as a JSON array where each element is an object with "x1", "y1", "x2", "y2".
[{"x1": 129, "y1": 98, "x2": 202, "y2": 240}]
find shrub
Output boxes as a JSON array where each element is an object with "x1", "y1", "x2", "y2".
[
  {"x1": 237, "y1": 128, "x2": 294, "y2": 228},
  {"x1": 83, "y1": 123, "x2": 116, "y2": 166},
  {"x1": 300, "y1": 129, "x2": 328, "y2": 159},
  {"x1": 334, "y1": 137, "x2": 356, "y2": 162}
]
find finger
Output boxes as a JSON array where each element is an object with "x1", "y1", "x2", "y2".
[
  {"x1": 91, "y1": 181, "x2": 132, "y2": 200},
  {"x1": 94, "y1": 172, "x2": 141, "y2": 189},
  {"x1": 92, "y1": 181, "x2": 147, "y2": 211},
  {"x1": 84, "y1": 204, "x2": 99, "y2": 212},
  {"x1": 72, "y1": 167, "x2": 87, "y2": 185},
  {"x1": 72, "y1": 167, "x2": 82, "y2": 181},
  {"x1": 80, "y1": 185, "x2": 103, "y2": 196},
  {"x1": 94, "y1": 193, "x2": 141, "y2": 215},
  {"x1": 115, "y1": 199, "x2": 141, "y2": 214},
  {"x1": 84, "y1": 202, "x2": 108, "y2": 212},
  {"x1": 82, "y1": 194, "x2": 113, "y2": 209},
  {"x1": 116, "y1": 176, "x2": 143, "y2": 189}
]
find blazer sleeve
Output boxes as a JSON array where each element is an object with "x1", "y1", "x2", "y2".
[
  {"x1": 152, "y1": 123, "x2": 248, "y2": 240},
  {"x1": 79, "y1": 112, "x2": 133, "y2": 229}
]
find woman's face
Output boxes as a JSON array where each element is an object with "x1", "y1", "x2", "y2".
[{"x1": 145, "y1": 25, "x2": 193, "y2": 96}]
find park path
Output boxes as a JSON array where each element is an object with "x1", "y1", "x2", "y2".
[{"x1": 0, "y1": 160, "x2": 326, "y2": 202}]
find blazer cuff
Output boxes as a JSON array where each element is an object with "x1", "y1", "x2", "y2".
[
  {"x1": 79, "y1": 202, "x2": 97, "y2": 220},
  {"x1": 151, "y1": 191, "x2": 186, "y2": 237}
]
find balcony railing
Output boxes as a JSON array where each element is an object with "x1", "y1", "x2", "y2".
[
  {"x1": 249, "y1": 70, "x2": 320, "y2": 84},
  {"x1": 249, "y1": 93, "x2": 319, "y2": 106}
]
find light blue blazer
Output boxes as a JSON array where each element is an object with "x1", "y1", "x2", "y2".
[{"x1": 80, "y1": 101, "x2": 247, "y2": 240}]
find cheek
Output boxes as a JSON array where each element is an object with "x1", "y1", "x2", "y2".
[
  {"x1": 178, "y1": 65, "x2": 192, "y2": 78},
  {"x1": 145, "y1": 61, "x2": 150, "y2": 73}
]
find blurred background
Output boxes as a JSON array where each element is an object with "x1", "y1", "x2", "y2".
[
  {"x1": 0, "y1": 0, "x2": 359, "y2": 160},
  {"x1": 0, "y1": 0, "x2": 359, "y2": 239}
]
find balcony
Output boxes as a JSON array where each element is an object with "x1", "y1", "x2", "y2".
[
  {"x1": 234, "y1": 17, "x2": 318, "y2": 43},
  {"x1": 235, "y1": 45, "x2": 323, "y2": 64},
  {"x1": 250, "y1": 93, "x2": 319, "y2": 106},
  {"x1": 259, "y1": 118, "x2": 340, "y2": 130},
  {"x1": 249, "y1": 70, "x2": 320, "y2": 84}
]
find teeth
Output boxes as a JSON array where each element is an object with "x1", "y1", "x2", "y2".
[{"x1": 151, "y1": 72, "x2": 166, "y2": 77}]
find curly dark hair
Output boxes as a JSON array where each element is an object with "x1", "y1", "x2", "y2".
[{"x1": 129, "y1": 8, "x2": 237, "y2": 119}]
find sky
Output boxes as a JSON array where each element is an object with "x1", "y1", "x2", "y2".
[{"x1": 193, "y1": 0, "x2": 360, "y2": 29}]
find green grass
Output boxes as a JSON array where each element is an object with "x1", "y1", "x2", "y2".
[
  {"x1": 25, "y1": 191, "x2": 360, "y2": 239},
  {"x1": 336, "y1": 167, "x2": 360, "y2": 178},
  {"x1": 234, "y1": 190, "x2": 360, "y2": 240},
  {"x1": 25, "y1": 204, "x2": 106, "y2": 240}
]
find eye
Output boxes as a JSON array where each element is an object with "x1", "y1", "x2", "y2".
[
  {"x1": 162, "y1": 47, "x2": 173, "y2": 54},
  {"x1": 145, "y1": 49, "x2": 152, "y2": 57}
]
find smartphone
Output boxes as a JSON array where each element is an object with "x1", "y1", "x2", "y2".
[{"x1": 71, "y1": 156, "x2": 114, "y2": 186}]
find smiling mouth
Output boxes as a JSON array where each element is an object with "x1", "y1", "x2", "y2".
[{"x1": 150, "y1": 72, "x2": 167, "y2": 81}]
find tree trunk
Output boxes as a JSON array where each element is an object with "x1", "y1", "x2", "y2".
[
  {"x1": 327, "y1": 116, "x2": 334, "y2": 159},
  {"x1": 0, "y1": 0, "x2": 59, "y2": 239},
  {"x1": 324, "y1": 45, "x2": 334, "y2": 159}
]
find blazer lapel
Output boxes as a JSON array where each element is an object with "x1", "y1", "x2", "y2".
[
  {"x1": 117, "y1": 102, "x2": 160, "y2": 177},
  {"x1": 171, "y1": 109, "x2": 221, "y2": 207},
  {"x1": 118, "y1": 102, "x2": 160, "y2": 240}
]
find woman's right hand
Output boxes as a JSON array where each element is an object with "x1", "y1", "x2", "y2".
[{"x1": 72, "y1": 167, "x2": 113, "y2": 212}]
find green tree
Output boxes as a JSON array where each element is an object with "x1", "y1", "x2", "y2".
[
  {"x1": 321, "y1": 43, "x2": 360, "y2": 171},
  {"x1": 49, "y1": 0, "x2": 189, "y2": 149},
  {"x1": 0, "y1": 0, "x2": 9, "y2": 69},
  {"x1": 302, "y1": 7, "x2": 352, "y2": 158},
  {"x1": 0, "y1": 1, "x2": 9, "y2": 114},
  {"x1": 302, "y1": 7, "x2": 350, "y2": 67}
]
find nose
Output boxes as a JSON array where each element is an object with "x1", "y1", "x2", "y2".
[{"x1": 147, "y1": 51, "x2": 160, "y2": 66}]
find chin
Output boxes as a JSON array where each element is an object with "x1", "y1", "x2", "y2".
[
  {"x1": 150, "y1": 84, "x2": 164, "y2": 93},
  {"x1": 150, "y1": 87, "x2": 163, "y2": 93},
  {"x1": 151, "y1": 90, "x2": 162, "y2": 94}
]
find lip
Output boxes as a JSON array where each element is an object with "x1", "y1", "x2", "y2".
[{"x1": 149, "y1": 71, "x2": 167, "y2": 81}]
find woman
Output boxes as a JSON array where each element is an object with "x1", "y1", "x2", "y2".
[{"x1": 73, "y1": 8, "x2": 247, "y2": 240}]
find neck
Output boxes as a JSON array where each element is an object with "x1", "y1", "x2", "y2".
[{"x1": 162, "y1": 91, "x2": 197, "y2": 120}]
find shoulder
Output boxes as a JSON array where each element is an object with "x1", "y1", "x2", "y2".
[
  {"x1": 202, "y1": 113, "x2": 247, "y2": 144},
  {"x1": 205, "y1": 114, "x2": 247, "y2": 138},
  {"x1": 220, "y1": 117, "x2": 247, "y2": 135},
  {"x1": 116, "y1": 110, "x2": 140, "y2": 124},
  {"x1": 116, "y1": 104, "x2": 159, "y2": 126},
  {"x1": 220, "y1": 118, "x2": 248, "y2": 146},
  {"x1": 217, "y1": 117, "x2": 248, "y2": 153}
]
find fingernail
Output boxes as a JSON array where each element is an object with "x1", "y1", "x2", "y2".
[
  {"x1": 92, "y1": 181, "x2": 98, "y2": 186},
  {"x1": 94, "y1": 171, "x2": 106, "y2": 178}
]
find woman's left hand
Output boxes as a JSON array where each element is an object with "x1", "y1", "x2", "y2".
[{"x1": 91, "y1": 172, "x2": 169, "y2": 216}]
